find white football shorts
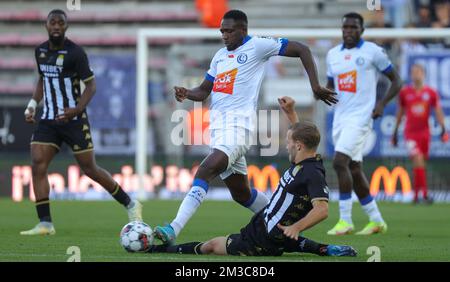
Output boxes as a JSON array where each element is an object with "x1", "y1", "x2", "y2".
[
  {"x1": 332, "y1": 123, "x2": 371, "y2": 162},
  {"x1": 209, "y1": 128, "x2": 253, "y2": 179}
]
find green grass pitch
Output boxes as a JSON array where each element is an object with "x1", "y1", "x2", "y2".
[{"x1": 0, "y1": 199, "x2": 449, "y2": 262}]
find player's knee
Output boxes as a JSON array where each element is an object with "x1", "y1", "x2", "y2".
[
  {"x1": 31, "y1": 157, "x2": 48, "y2": 175},
  {"x1": 333, "y1": 158, "x2": 347, "y2": 172},
  {"x1": 200, "y1": 240, "x2": 215, "y2": 254},
  {"x1": 195, "y1": 164, "x2": 222, "y2": 181}
]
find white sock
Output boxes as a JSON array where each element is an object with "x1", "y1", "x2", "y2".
[
  {"x1": 39, "y1": 221, "x2": 53, "y2": 228},
  {"x1": 361, "y1": 199, "x2": 384, "y2": 223},
  {"x1": 248, "y1": 190, "x2": 270, "y2": 213},
  {"x1": 339, "y1": 199, "x2": 353, "y2": 225},
  {"x1": 171, "y1": 186, "x2": 207, "y2": 237}
]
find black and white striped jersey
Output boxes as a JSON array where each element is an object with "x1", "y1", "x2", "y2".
[
  {"x1": 263, "y1": 155, "x2": 329, "y2": 238},
  {"x1": 34, "y1": 38, "x2": 94, "y2": 120}
]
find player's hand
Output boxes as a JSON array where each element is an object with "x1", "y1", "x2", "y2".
[
  {"x1": 372, "y1": 102, "x2": 384, "y2": 119},
  {"x1": 312, "y1": 86, "x2": 338, "y2": 106},
  {"x1": 278, "y1": 96, "x2": 295, "y2": 115},
  {"x1": 56, "y1": 107, "x2": 81, "y2": 122},
  {"x1": 441, "y1": 127, "x2": 449, "y2": 143},
  {"x1": 174, "y1": 86, "x2": 188, "y2": 102},
  {"x1": 391, "y1": 132, "x2": 398, "y2": 147},
  {"x1": 24, "y1": 107, "x2": 36, "y2": 123},
  {"x1": 277, "y1": 223, "x2": 301, "y2": 241}
]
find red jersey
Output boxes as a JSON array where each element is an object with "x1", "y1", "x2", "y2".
[{"x1": 399, "y1": 85, "x2": 439, "y2": 136}]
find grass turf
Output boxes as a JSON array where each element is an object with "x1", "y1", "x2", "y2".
[{"x1": 0, "y1": 199, "x2": 449, "y2": 262}]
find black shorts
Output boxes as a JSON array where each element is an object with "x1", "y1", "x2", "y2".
[
  {"x1": 226, "y1": 214, "x2": 283, "y2": 257},
  {"x1": 30, "y1": 118, "x2": 94, "y2": 154}
]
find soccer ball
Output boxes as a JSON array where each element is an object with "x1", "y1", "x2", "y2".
[{"x1": 120, "y1": 221, "x2": 154, "y2": 252}]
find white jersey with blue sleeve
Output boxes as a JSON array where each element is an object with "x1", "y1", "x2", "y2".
[
  {"x1": 326, "y1": 39, "x2": 392, "y2": 129},
  {"x1": 205, "y1": 35, "x2": 288, "y2": 132}
]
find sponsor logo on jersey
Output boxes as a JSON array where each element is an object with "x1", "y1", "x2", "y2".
[
  {"x1": 39, "y1": 64, "x2": 60, "y2": 77},
  {"x1": 337, "y1": 70, "x2": 357, "y2": 93},
  {"x1": 345, "y1": 54, "x2": 351, "y2": 60},
  {"x1": 213, "y1": 68, "x2": 238, "y2": 95},
  {"x1": 411, "y1": 102, "x2": 426, "y2": 116}
]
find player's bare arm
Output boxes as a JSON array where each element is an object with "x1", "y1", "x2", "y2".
[
  {"x1": 56, "y1": 78, "x2": 96, "y2": 122},
  {"x1": 277, "y1": 200, "x2": 328, "y2": 240},
  {"x1": 24, "y1": 76, "x2": 44, "y2": 123},
  {"x1": 392, "y1": 103, "x2": 404, "y2": 147},
  {"x1": 372, "y1": 68, "x2": 403, "y2": 119},
  {"x1": 282, "y1": 41, "x2": 337, "y2": 106},
  {"x1": 174, "y1": 79, "x2": 213, "y2": 102},
  {"x1": 278, "y1": 96, "x2": 299, "y2": 124}
]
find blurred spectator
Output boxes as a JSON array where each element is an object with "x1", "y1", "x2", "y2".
[
  {"x1": 399, "y1": 25, "x2": 427, "y2": 80},
  {"x1": 368, "y1": 8, "x2": 394, "y2": 52},
  {"x1": 382, "y1": 0, "x2": 408, "y2": 28},
  {"x1": 432, "y1": 0, "x2": 450, "y2": 27},
  {"x1": 416, "y1": 4, "x2": 433, "y2": 27},
  {"x1": 196, "y1": 0, "x2": 229, "y2": 28}
]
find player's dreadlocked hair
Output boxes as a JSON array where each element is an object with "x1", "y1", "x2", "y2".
[
  {"x1": 47, "y1": 9, "x2": 67, "y2": 20},
  {"x1": 342, "y1": 12, "x2": 364, "y2": 27},
  {"x1": 223, "y1": 10, "x2": 248, "y2": 25}
]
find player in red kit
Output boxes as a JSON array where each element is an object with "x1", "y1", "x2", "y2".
[{"x1": 392, "y1": 64, "x2": 448, "y2": 204}]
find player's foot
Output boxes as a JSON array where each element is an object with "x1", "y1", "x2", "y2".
[
  {"x1": 423, "y1": 197, "x2": 434, "y2": 205},
  {"x1": 355, "y1": 221, "x2": 387, "y2": 235},
  {"x1": 20, "y1": 222, "x2": 56, "y2": 236},
  {"x1": 327, "y1": 219, "x2": 354, "y2": 235},
  {"x1": 127, "y1": 200, "x2": 143, "y2": 222},
  {"x1": 154, "y1": 224, "x2": 176, "y2": 246},
  {"x1": 326, "y1": 245, "x2": 357, "y2": 257}
]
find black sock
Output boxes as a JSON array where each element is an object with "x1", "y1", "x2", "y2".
[
  {"x1": 35, "y1": 198, "x2": 52, "y2": 222},
  {"x1": 111, "y1": 183, "x2": 131, "y2": 207},
  {"x1": 284, "y1": 236, "x2": 328, "y2": 256},
  {"x1": 149, "y1": 242, "x2": 204, "y2": 254},
  {"x1": 297, "y1": 237, "x2": 328, "y2": 256}
]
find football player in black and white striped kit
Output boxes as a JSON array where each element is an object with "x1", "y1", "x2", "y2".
[
  {"x1": 21, "y1": 10, "x2": 142, "y2": 235},
  {"x1": 148, "y1": 97, "x2": 356, "y2": 257}
]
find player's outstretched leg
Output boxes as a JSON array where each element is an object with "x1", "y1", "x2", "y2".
[
  {"x1": 74, "y1": 151, "x2": 142, "y2": 222},
  {"x1": 148, "y1": 242, "x2": 205, "y2": 254},
  {"x1": 148, "y1": 237, "x2": 227, "y2": 255},
  {"x1": 350, "y1": 161, "x2": 387, "y2": 235},
  {"x1": 155, "y1": 150, "x2": 228, "y2": 245},
  {"x1": 284, "y1": 236, "x2": 357, "y2": 257},
  {"x1": 21, "y1": 144, "x2": 57, "y2": 236}
]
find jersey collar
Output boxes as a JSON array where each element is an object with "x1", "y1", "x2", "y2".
[
  {"x1": 294, "y1": 154, "x2": 322, "y2": 166},
  {"x1": 242, "y1": 35, "x2": 252, "y2": 45},
  {"x1": 340, "y1": 39, "x2": 365, "y2": 51},
  {"x1": 227, "y1": 35, "x2": 252, "y2": 53}
]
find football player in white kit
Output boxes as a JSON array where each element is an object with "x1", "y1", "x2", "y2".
[
  {"x1": 326, "y1": 12, "x2": 403, "y2": 235},
  {"x1": 155, "y1": 10, "x2": 337, "y2": 245}
]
